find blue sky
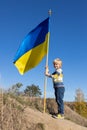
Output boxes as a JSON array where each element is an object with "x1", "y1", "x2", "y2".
[{"x1": 0, "y1": 0, "x2": 87, "y2": 101}]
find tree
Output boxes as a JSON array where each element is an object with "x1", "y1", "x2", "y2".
[
  {"x1": 24, "y1": 84, "x2": 42, "y2": 97},
  {"x1": 74, "y1": 88, "x2": 87, "y2": 118},
  {"x1": 75, "y1": 88, "x2": 85, "y2": 102},
  {"x1": 8, "y1": 83, "x2": 23, "y2": 95}
]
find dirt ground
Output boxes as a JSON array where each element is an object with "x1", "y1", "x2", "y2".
[{"x1": 23, "y1": 107, "x2": 87, "y2": 130}]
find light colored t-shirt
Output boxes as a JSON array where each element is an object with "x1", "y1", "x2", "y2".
[{"x1": 51, "y1": 68, "x2": 64, "y2": 88}]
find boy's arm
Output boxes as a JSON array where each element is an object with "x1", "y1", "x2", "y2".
[{"x1": 45, "y1": 66, "x2": 52, "y2": 77}]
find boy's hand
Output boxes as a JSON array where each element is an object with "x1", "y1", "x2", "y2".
[
  {"x1": 45, "y1": 66, "x2": 50, "y2": 76},
  {"x1": 45, "y1": 66, "x2": 51, "y2": 77},
  {"x1": 45, "y1": 66, "x2": 49, "y2": 72}
]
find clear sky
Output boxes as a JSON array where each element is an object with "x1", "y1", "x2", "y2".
[{"x1": 0, "y1": 0, "x2": 87, "y2": 101}]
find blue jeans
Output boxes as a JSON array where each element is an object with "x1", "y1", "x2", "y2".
[{"x1": 54, "y1": 87, "x2": 65, "y2": 114}]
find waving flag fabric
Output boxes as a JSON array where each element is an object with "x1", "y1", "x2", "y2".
[{"x1": 13, "y1": 17, "x2": 50, "y2": 75}]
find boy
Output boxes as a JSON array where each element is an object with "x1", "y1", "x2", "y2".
[{"x1": 45, "y1": 58, "x2": 65, "y2": 119}]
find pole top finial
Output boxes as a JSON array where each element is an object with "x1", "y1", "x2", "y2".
[{"x1": 48, "y1": 9, "x2": 52, "y2": 16}]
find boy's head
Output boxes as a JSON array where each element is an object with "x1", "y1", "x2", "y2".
[{"x1": 53, "y1": 58, "x2": 62, "y2": 69}]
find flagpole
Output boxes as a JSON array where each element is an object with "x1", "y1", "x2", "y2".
[{"x1": 43, "y1": 9, "x2": 52, "y2": 113}]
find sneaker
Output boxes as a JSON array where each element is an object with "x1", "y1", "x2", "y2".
[
  {"x1": 57, "y1": 114, "x2": 64, "y2": 119},
  {"x1": 52, "y1": 114, "x2": 64, "y2": 119}
]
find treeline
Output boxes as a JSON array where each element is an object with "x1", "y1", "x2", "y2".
[{"x1": 6, "y1": 82, "x2": 42, "y2": 97}]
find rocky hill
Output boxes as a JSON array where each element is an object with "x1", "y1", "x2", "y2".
[{"x1": 0, "y1": 95, "x2": 87, "y2": 130}]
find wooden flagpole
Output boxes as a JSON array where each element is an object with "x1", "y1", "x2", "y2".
[{"x1": 43, "y1": 9, "x2": 52, "y2": 113}]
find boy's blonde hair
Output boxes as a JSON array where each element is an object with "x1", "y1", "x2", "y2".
[{"x1": 53, "y1": 58, "x2": 62, "y2": 67}]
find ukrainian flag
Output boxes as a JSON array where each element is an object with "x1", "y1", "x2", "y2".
[{"x1": 13, "y1": 17, "x2": 50, "y2": 75}]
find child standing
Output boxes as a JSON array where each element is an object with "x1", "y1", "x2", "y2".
[{"x1": 45, "y1": 58, "x2": 65, "y2": 119}]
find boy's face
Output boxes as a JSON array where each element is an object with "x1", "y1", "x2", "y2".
[{"x1": 53, "y1": 62, "x2": 61, "y2": 69}]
